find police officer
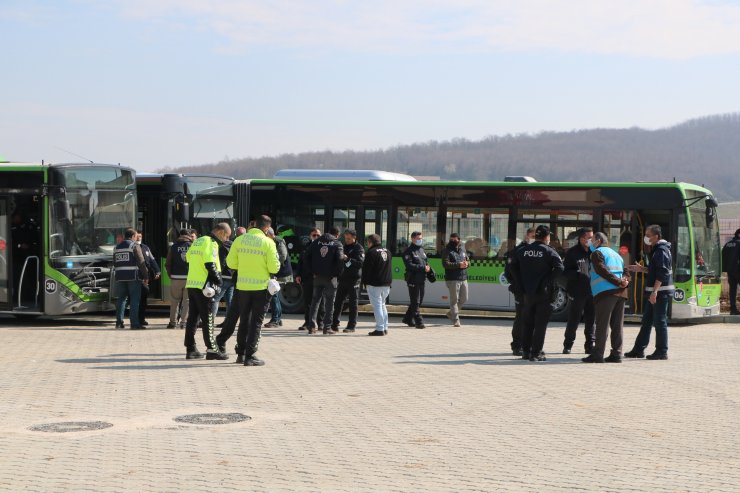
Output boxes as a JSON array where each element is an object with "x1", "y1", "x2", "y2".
[
  {"x1": 509, "y1": 225, "x2": 564, "y2": 361},
  {"x1": 165, "y1": 229, "x2": 192, "y2": 329},
  {"x1": 722, "y1": 228, "x2": 740, "y2": 315},
  {"x1": 625, "y1": 224, "x2": 674, "y2": 360},
  {"x1": 226, "y1": 215, "x2": 280, "y2": 366},
  {"x1": 562, "y1": 227, "x2": 596, "y2": 354},
  {"x1": 184, "y1": 222, "x2": 231, "y2": 360},
  {"x1": 305, "y1": 226, "x2": 344, "y2": 334},
  {"x1": 402, "y1": 231, "x2": 430, "y2": 329},
  {"x1": 504, "y1": 227, "x2": 535, "y2": 355},
  {"x1": 331, "y1": 229, "x2": 365, "y2": 333},
  {"x1": 113, "y1": 228, "x2": 149, "y2": 329}
]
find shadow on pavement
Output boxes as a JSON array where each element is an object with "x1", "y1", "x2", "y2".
[{"x1": 394, "y1": 354, "x2": 583, "y2": 366}]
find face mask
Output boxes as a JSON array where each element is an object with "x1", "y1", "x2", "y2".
[
  {"x1": 414, "y1": 239, "x2": 423, "y2": 246},
  {"x1": 643, "y1": 235, "x2": 652, "y2": 246},
  {"x1": 587, "y1": 239, "x2": 595, "y2": 252},
  {"x1": 135, "y1": 240, "x2": 142, "y2": 245},
  {"x1": 527, "y1": 238, "x2": 535, "y2": 244}
]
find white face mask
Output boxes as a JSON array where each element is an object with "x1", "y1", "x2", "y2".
[
  {"x1": 643, "y1": 235, "x2": 652, "y2": 246},
  {"x1": 135, "y1": 240, "x2": 142, "y2": 245},
  {"x1": 527, "y1": 238, "x2": 535, "y2": 244},
  {"x1": 414, "y1": 239, "x2": 423, "y2": 246}
]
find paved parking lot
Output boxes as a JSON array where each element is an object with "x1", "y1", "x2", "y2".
[{"x1": 1, "y1": 312, "x2": 739, "y2": 492}]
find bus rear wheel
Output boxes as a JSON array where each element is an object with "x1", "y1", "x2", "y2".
[{"x1": 279, "y1": 282, "x2": 304, "y2": 314}]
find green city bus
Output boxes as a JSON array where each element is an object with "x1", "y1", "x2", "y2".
[
  {"x1": 0, "y1": 162, "x2": 137, "y2": 316},
  {"x1": 240, "y1": 171, "x2": 721, "y2": 320},
  {"x1": 136, "y1": 173, "x2": 235, "y2": 303}
]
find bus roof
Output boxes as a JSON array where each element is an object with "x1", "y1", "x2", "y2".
[
  {"x1": 251, "y1": 178, "x2": 713, "y2": 194},
  {"x1": 0, "y1": 161, "x2": 136, "y2": 172},
  {"x1": 273, "y1": 169, "x2": 417, "y2": 181}
]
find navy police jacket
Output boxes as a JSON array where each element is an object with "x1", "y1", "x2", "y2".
[{"x1": 510, "y1": 240, "x2": 564, "y2": 296}]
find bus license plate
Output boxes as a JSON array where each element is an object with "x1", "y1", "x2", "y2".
[{"x1": 705, "y1": 308, "x2": 713, "y2": 316}]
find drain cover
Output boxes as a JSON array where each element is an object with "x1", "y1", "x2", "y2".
[
  {"x1": 29, "y1": 421, "x2": 114, "y2": 433},
  {"x1": 173, "y1": 413, "x2": 251, "y2": 425}
]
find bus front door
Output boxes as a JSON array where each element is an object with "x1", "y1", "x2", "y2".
[{"x1": 0, "y1": 197, "x2": 9, "y2": 310}]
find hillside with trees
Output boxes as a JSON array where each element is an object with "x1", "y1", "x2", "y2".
[{"x1": 165, "y1": 112, "x2": 740, "y2": 201}]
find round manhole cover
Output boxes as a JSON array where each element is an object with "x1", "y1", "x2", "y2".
[
  {"x1": 173, "y1": 413, "x2": 251, "y2": 425},
  {"x1": 29, "y1": 421, "x2": 114, "y2": 433}
]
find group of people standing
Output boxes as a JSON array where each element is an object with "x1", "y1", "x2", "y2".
[
  {"x1": 505, "y1": 224, "x2": 674, "y2": 363},
  {"x1": 114, "y1": 217, "x2": 685, "y2": 366}
]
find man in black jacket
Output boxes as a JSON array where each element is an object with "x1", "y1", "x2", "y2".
[
  {"x1": 165, "y1": 229, "x2": 192, "y2": 328},
  {"x1": 722, "y1": 228, "x2": 740, "y2": 315},
  {"x1": 137, "y1": 231, "x2": 160, "y2": 327},
  {"x1": 510, "y1": 225, "x2": 565, "y2": 361},
  {"x1": 504, "y1": 227, "x2": 535, "y2": 355},
  {"x1": 562, "y1": 227, "x2": 596, "y2": 354},
  {"x1": 402, "y1": 231, "x2": 430, "y2": 329},
  {"x1": 362, "y1": 234, "x2": 393, "y2": 336},
  {"x1": 295, "y1": 228, "x2": 323, "y2": 330},
  {"x1": 305, "y1": 226, "x2": 344, "y2": 334},
  {"x1": 441, "y1": 233, "x2": 468, "y2": 327},
  {"x1": 331, "y1": 229, "x2": 365, "y2": 332}
]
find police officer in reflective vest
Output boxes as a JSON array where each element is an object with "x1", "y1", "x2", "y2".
[
  {"x1": 113, "y1": 228, "x2": 149, "y2": 329},
  {"x1": 184, "y1": 223, "x2": 231, "y2": 361},
  {"x1": 226, "y1": 215, "x2": 280, "y2": 366},
  {"x1": 582, "y1": 232, "x2": 630, "y2": 363},
  {"x1": 509, "y1": 225, "x2": 564, "y2": 361}
]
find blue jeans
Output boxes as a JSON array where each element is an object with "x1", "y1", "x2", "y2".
[
  {"x1": 634, "y1": 292, "x2": 670, "y2": 354},
  {"x1": 115, "y1": 280, "x2": 142, "y2": 328},
  {"x1": 212, "y1": 278, "x2": 235, "y2": 319},
  {"x1": 269, "y1": 290, "x2": 282, "y2": 323},
  {"x1": 367, "y1": 285, "x2": 390, "y2": 332}
]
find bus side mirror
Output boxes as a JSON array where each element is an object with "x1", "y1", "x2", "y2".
[
  {"x1": 55, "y1": 199, "x2": 71, "y2": 222},
  {"x1": 175, "y1": 197, "x2": 190, "y2": 222},
  {"x1": 706, "y1": 206, "x2": 715, "y2": 226}
]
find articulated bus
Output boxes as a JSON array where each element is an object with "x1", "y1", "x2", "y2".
[
  {"x1": 239, "y1": 172, "x2": 721, "y2": 320},
  {"x1": 136, "y1": 173, "x2": 235, "y2": 303},
  {"x1": 0, "y1": 162, "x2": 136, "y2": 316}
]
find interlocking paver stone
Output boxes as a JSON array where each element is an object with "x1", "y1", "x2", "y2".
[{"x1": 0, "y1": 313, "x2": 739, "y2": 492}]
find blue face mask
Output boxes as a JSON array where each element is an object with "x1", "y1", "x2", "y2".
[
  {"x1": 587, "y1": 239, "x2": 595, "y2": 252},
  {"x1": 414, "y1": 239, "x2": 423, "y2": 246}
]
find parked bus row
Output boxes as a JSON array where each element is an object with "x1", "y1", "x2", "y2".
[{"x1": 0, "y1": 163, "x2": 721, "y2": 320}]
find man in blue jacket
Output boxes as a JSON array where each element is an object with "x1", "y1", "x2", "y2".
[{"x1": 625, "y1": 224, "x2": 674, "y2": 360}]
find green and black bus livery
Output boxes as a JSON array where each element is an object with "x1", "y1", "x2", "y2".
[
  {"x1": 243, "y1": 175, "x2": 720, "y2": 320},
  {"x1": 0, "y1": 162, "x2": 136, "y2": 316},
  {"x1": 136, "y1": 173, "x2": 235, "y2": 303}
]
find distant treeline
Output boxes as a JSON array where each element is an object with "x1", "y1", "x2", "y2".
[{"x1": 164, "y1": 112, "x2": 740, "y2": 202}]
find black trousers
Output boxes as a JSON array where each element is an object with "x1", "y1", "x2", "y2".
[
  {"x1": 215, "y1": 293, "x2": 242, "y2": 351},
  {"x1": 138, "y1": 281, "x2": 150, "y2": 325},
  {"x1": 309, "y1": 276, "x2": 338, "y2": 329},
  {"x1": 234, "y1": 289, "x2": 269, "y2": 358},
  {"x1": 563, "y1": 292, "x2": 596, "y2": 348},
  {"x1": 522, "y1": 292, "x2": 553, "y2": 355},
  {"x1": 729, "y1": 274, "x2": 739, "y2": 313},
  {"x1": 404, "y1": 283, "x2": 425, "y2": 324},
  {"x1": 332, "y1": 281, "x2": 360, "y2": 328},
  {"x1": 511, "y1": 292, "x2": 524, "y2": 350},
  {"x1": 184, "y1": 288, "x2": 217, "y2": 352},
  {"x1": 301, "y1": 279, "x2": 324, "y2": 327}
]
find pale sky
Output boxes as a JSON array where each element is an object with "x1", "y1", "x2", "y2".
[{"x1": 2, "y1": 0, "x2": 740, "y2": 172}]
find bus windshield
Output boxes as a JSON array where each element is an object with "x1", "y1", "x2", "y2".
[
  {"x1": 690, "y1": 206, "x2": 721, "y2": 281},
  {"x1": 50, "y1": 167, "x2": 137, "y2": 258},
  {"x1": 187, "y1": 180, "x2": 234, "y2": 233}
]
